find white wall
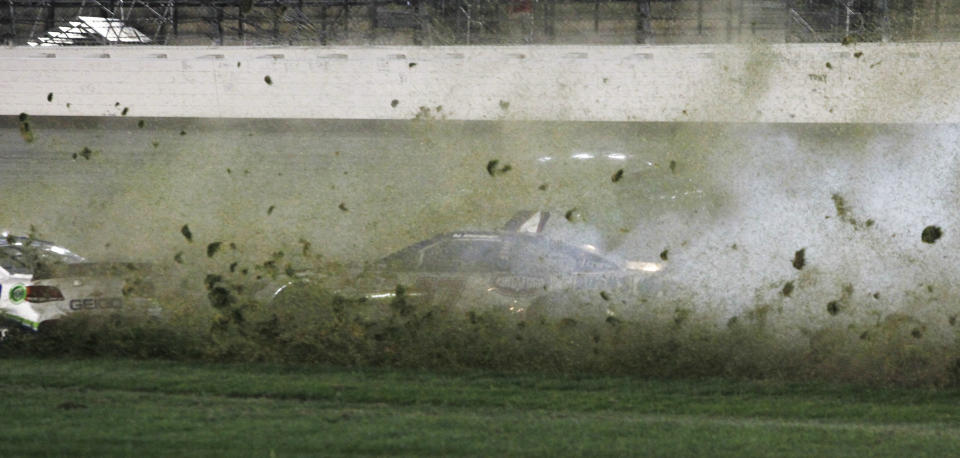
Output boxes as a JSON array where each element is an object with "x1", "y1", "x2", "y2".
[{"x1": 1, "y1": 43, "x2": 957, "y2": 123}]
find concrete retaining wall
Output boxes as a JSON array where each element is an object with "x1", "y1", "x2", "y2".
[{"x1": 1, "y1": 43, "x2": 958, "y2": 123}]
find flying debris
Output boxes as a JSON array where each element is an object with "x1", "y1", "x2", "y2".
[{"x1": 207, "y1": 242, "x2": 222, "y2": 258}]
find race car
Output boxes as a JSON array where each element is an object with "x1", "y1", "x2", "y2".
[
  {"x1": 0, "y1": 233, "x2": 155, "y2": 336},
  {"x1": 273, "y1": 212, "x2": 663, "y2": 318}
]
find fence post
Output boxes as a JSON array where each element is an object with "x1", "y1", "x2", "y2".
[
  {"x1": 725, "y1": 0, "x2": 732, "y2": 42},
  {"x1": 367, "y1": 0, "x2": 377, "y2": 40},
  {"x1": 879, "y1": 0, "x2": 889, "y2": 42},
  {"x1": 934, "y1": 0, "x2": 940, "y2": 37},
  {"x1": 783, "y1": 0, "x2": 791, "y2": 42},
  {"x1": 738, "y1": 0, "x2": 744, "y2": 39},
  {"x1": 544, "y1": 0, "x2": 555, "y2": 39},
  {"x1": 343, "y1": 0, "x2": 350, "y2": 40},
  {"x1": 697, "y1": 0, "x2": 703, "y2": 36},
  {"x1": 635, "y1": 0, "x2": 650, "y2": 44},
  {"x1": 217, "y1": 5, "x2": 224, "y2": 45},
  {"x1": 238, "y1": 5, "x2": 244, "y2": 43},
  {"x1": 45, "y1": 1, "x2": 55, "y2": 32},
  {"x1": 272, "y1": 0, "x2": 280, "y2": 41},
  {"x1": 594, "y1": 0, "x2": 600, "y2": 33},
  {"x1": 320, "y1": 4, "x2": 328, "y2": 44},
  {"x1": 7, "y1": 0, "x2": 16, "y2": 41}
]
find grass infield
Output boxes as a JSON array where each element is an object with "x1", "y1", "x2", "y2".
[{"x1": 1, "y1": 358, "x2": 960, "y2": 456}]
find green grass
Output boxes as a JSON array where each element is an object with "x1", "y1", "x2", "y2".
[{"x1": 2, "y1": 358, "x2": 960, "y2": 456}]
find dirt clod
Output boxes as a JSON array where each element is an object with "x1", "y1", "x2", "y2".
[
  {"x1": 922, "y1": 225, "x2": 942, "y2": 244},
  {"x1": 207, "y1": 242, "x2": 222, "y2": 258},
  {"x1": 18, "y1": 113, "x2": 33, "y2": 143},
  {"x1": 831, "y1": 193, "x2": 855, "y2": 225},
  {"x1": 827, "y1": 301, "x2": 840, "y2": 315},
  {"x1": 782, "y1": 281, "x2": 794, "y2": 297},
  {"x1": 486, "y1": 160, "x2": 511, "y2": 176},
  {"x1": 611, "y1": 169, "x2": 624, "y2": 183},
  {"x1": 792, "y1": 248, "x2": 806, "y2": 270}
]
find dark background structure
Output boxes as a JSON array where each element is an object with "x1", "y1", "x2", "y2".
[{"x1": 2, "y1": 0, "x2": 958, "y2": 46}]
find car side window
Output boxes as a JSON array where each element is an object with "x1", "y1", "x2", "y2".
[
  {"x1": 510, "y1": 237, "x2": 619, "y2": 274},
  {"x1": 0, "y1": 246, "x2": 32, "y2": 275},
  {"x1": 509, "y1": 238, "x2": 579, "y2": 274},
  {"x1": 419, "y1": 239, "x2": 504, "y2": 272}
]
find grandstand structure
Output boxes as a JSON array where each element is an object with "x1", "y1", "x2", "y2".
[{"x1": 1, "y1": 0, "x2": 957, "y2": 46}]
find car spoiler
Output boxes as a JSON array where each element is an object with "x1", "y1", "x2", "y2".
[{"x1": 503, "y1": 211, "x2": 550, "y2": 234}]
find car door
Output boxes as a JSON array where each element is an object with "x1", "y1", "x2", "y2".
[{"x1": 410, "y1": 234, "x2": 511, "y2": 310}]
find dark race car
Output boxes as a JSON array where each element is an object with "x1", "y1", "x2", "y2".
[{"x1": 273, "y1": 224, "x2": 662, "y2": 319}]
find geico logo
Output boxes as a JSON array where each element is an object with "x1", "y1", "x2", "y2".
[{"x1": 69, "y1": 298, "x2": 123, "y2": 310}]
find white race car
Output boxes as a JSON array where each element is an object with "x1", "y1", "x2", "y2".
[{"x1": 0, "y1": 234, "x2": 154, "y2": 336}]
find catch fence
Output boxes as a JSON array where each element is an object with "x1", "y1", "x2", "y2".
[{"x1": 2, "y1": 0, "x2": 958, "y2": 45}]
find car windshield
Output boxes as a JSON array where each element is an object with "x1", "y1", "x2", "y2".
[
  {"x1": 0, "y1": 242, "x2": 86, "y2": 275},
  {"x1": 418, "y1": 238, "x2": 506, "y2": 272}
]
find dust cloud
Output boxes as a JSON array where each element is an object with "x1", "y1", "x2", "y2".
[{"x1": 2, "y1": 116, "x2": 959, "y2": 342}]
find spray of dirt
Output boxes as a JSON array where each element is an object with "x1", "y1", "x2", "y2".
[{"x1": 3, "y1": 114, "x2": 960, "y2": 384}]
